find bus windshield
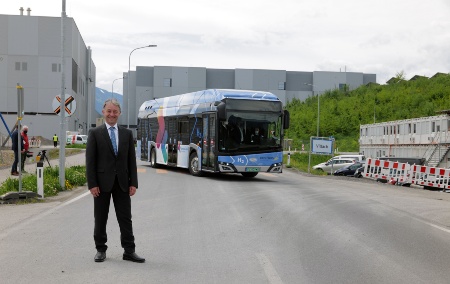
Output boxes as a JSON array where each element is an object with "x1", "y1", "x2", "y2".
[{"x1": 219, "y1": 111, "x2": 282, "y2": 152}]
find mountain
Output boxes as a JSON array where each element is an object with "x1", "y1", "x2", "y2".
[{"x1": 95, "y1": 87, "x2": 123, "y2": 115}]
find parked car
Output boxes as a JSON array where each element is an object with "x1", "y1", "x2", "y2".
[
  {"x1": 319, "y1": 155, "x2": 365, "y2": 166},
  {"x1": 73, "y1": 135, "x2": 88, "y2": 145},
  {"x1": 313, "y1": 158, "x2": 355, "y2": 174},
  {"x1": 333, "y1": 162, "x2": 365, "y2": 176},
  {"x1": 76, "y1": 135, "x2": 88, "y2": 144}
]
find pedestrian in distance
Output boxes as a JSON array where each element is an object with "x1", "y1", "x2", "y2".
[
  {"x1": 10, "y1": 126, "x2": 24, "y2": 176},
  {"x1": 53, "y1": 134, "x2": 58, "y2": 148},
  {"x1": 86, "y1": 98, "x2": 145, "y2": 263},
  {"x1": 20, "y1": 125, "x2": 30, "y2": 173}
]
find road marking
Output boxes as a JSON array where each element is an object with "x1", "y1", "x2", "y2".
[
  {"x1": 256, "y1": 253, "x2": 284, "y2": 284},
  {"x1": 137, "y1": 168, "x2": 146, "y2": 173},
  {"x1": 428, "y1": 223, "x2": 450, "y2": 234},
  {"x1": 156, "y1": 169, "x2": 168, "y2": 174}
]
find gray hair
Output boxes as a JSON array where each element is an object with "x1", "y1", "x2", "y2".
[
  {"x1": 103, "y1": 98, "x2": 121, "y2": 112},
  {"x1": 22, "y1": 125, "x2": 28, "y2": 131}
]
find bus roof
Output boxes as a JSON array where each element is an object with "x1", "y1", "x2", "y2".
[{"x1": 138, "y1": 89, "x2": 281, "y2": 118}]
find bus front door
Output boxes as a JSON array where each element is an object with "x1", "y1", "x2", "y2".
[
  {"x1": 202, "y1": 113, "x2": 216, "y2": 171},
  {"x1": 167, "y1": 117, "x2": 177, "y2": 165}
]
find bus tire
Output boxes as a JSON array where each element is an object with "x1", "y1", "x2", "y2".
[
  {"x1": 189, "y1": 152, "x2": 203, "y2": 177},
  {"x1": 150, "y1": 148, "x2": 158, "y2": 168},
  {"x1": 241, "y1": 172, "x2": 258, "y2": 178}
]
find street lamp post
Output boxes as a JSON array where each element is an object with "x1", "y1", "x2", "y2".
[
  {"x1": 127, "y1": 44, "x2": 157, "y2": 129},
  {"x1": 305, "y1": 83, "x2": 319, "y2": 137},
  {"x1": 111, "y1": 77, "x2": 123, "y2": 99}
]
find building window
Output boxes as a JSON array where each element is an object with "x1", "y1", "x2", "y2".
[
  {"x1": 339, "y1": 83, "x2": 347, "y2": 91},
  {"x1": 278, "y1": 82, "x2": 286, "y2": 90},
  {"x1": 53, "y1": 63, "x2": 61, "y2": 72},
  {"x1": 413, "y1": 123, "x2": 416, "y2": 134},
  {"x1": 15, "y1": 62, "x2": 28, "y2": 71},
  {"x1": 72, "y1": 59, "x2": 78, "y2": 93},
  {"x1": 163, "y1": 78, "x2": 172, "y2": 87}
]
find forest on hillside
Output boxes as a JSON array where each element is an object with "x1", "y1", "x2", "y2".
[{"x1": 284, "y1": 73, "x2": 450, "y2": 152}]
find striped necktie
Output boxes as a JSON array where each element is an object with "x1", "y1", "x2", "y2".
[{"x1": 109, "y1": 126, "x2": 118, "y2": 156}]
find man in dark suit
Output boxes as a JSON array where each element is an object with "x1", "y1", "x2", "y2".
[{"x1": 86, "y1": 98, "x2": 145, "y2": 263}]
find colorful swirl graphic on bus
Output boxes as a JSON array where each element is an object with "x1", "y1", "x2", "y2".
[{"x1": 156, "y1": 106, "x2": 168, "y2": 162}]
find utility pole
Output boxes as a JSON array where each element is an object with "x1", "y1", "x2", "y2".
[
  {"x1": 59, "y1": 0, "x2": 66, "y2": 188},
  {"x1": 17, "y1": 83, "x2": 24, "y2": 192}
]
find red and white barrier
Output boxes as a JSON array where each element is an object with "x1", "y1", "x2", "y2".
[
  {"x1": 363, "y1": 158, "x2": 411, "y2": 185},
  {"x1": 411, "y1": 165, "x2": 450, "y2": 190},
  {"x1": 364, "y1": 158, "x2": 450, "y2": 190}
]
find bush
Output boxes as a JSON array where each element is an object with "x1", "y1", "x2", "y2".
[
  {"x1": 0, "y1": 165, "x2": 86, "y2": 197},
  {"x1": 284, "y1": 152, "x2": 331, "y2": 175}
]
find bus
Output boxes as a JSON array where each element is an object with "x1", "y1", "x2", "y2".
[{"x1": 136, "y1": 89, "x2": 290, "y2": 177}]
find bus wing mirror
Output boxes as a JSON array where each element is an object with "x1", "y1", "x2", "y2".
[
  {"x1": 283, "y1": 110, "x2": 290, "y2": 129},
  {"x1": 217, "y1": 102, "x2": 226, "y2": 120}
]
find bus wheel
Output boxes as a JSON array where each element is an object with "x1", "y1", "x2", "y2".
[
  {"x1": 241, "y1": 172, "x2": 258, "y2": 178},
  {"x1": 150, "y1": 148, "x2": 158, "y2": 168},
  {"x1": 189, "y1": 152, "x2": 203, "y2": 177}
]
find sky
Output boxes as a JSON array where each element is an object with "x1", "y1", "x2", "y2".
[{"x1": 4, "y1": 0, "x2": 450, "y2": 95}]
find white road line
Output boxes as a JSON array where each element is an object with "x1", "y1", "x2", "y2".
[
  {"x1": 256, "y1": 253, "x2": 284, "y2": 284},
  {"x1": 428, "y1": 222, "x2": 450, "y2": 234}
]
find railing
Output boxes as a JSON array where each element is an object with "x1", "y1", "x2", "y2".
[{"x1": 423, "y1": 131, "x2": 441, "y2": 164}]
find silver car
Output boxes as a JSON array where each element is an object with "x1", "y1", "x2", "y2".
[{"x1": 312, "y1": 158, "x2": 355, "y2": 174}]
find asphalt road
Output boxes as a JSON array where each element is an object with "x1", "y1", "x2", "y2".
[{"x1": 2, "y1": 162, "x2": 450, "y2": 283}]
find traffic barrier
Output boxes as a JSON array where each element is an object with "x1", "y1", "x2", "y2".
[
  {"x1": 411, "y1": 165, "x2": 450, "y2": 190},
  {"x1": 363, "y1": 158, "x2": 412, "y2": 186},
  {"x1": 29, "y1": 139, "x2": 41, "y2": 148},
  {"x1": 364, "y1": 158, "x2": 450, "y2": 190}
]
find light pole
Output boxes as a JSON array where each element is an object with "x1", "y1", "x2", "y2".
[
  {"x1": 127, "y1": 44, "x2": 157, "y2": 129},
  {"x1": 111, "y1": 77, "x2": 123, "y2": 99},
  {"x1": 305, "y1": 83, "x2": 319, "y2": 137}
]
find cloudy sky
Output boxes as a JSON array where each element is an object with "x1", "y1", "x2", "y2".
[{"x1": 4, "y1": 0, "x2": 450, "y2": 94}]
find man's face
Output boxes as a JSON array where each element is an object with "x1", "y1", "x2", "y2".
[{"x1": 102, "y1": 102, "x2": 121, "y2": 125}]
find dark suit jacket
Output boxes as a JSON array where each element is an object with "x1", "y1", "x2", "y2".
[
  {"x1": 11, "y1": 130, "x2": 23, "y2": 152},
  {"x1": 86, "y1": 124, "x2": 138, "y2": 192}
]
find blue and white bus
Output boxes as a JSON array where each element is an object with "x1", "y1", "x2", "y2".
[{"x1": 136, "y1": 89, "x2": 289, "y2": 177}]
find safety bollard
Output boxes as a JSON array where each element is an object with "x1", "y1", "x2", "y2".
[
  {"x1": 36, "y1": 161, "x2": 44, "y2": 198},
  {"x1": 287, "y1": 152, "x2": 291, "y2": 166}
]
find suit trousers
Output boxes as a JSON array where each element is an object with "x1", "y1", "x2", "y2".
[
  {"x1": 11, "y1": 150, "x2": 18, "y2": 173},
  {"x1": 93, "y1": 176, "x2": 135, "y2": 253}
]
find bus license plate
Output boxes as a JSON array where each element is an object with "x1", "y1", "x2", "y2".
[{"x1": 245, "y1": 167, "x2": 260, "y2": 172}]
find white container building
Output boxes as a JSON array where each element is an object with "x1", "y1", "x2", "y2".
[{"x1": 359, "y1": 111, "x2": 450, "y2": 168}]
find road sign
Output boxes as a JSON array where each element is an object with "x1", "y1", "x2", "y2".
[
  {"x1": 52, "y1": 95, "x2": 76, "y2": 117},
  {"x1": 311, "y1": 138, "x2": 333, "y2": 154}
]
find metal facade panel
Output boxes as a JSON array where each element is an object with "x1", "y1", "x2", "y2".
[
  {"x1": 8, "y1": 15, "x2": 39, "y2": 55},
  {"x1": 206, "y1": 69, "x2": 234, "y2": 89}
]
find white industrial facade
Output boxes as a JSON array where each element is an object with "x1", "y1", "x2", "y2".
[
  {"x1": 0, "y1": 12, "x2": 96, "y2": 141},
  {"x1": 122, "y1": 66, "x2": 376, "y2": 129}
]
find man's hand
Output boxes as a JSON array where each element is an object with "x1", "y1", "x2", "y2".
[
  {"x1": 90, "y1": 187, "x2": 100, "y2": 197},
  {"x1": 129, "y1": 186, "x2": 136, "y2": 196}
]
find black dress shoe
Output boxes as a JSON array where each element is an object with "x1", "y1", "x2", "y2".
[
  {"x1": 94, "y1": 251, "x2": 106, "y2": 262},
  {"x1": 123, "y1": 252, "x2": 145, "y2": 263}
]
